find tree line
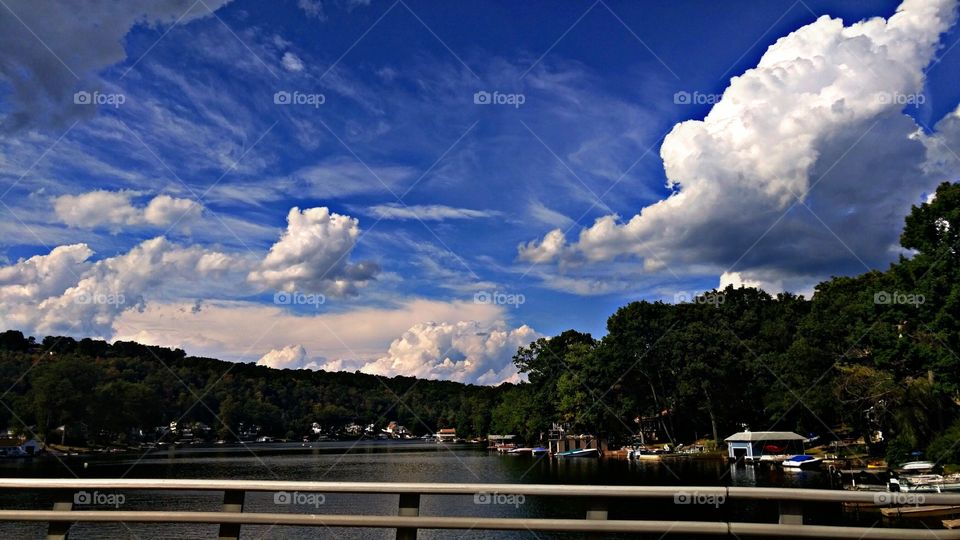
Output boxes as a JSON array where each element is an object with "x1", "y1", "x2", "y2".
[{"x1": 1, "y1": 182, "x2": 959, "y2": 464}]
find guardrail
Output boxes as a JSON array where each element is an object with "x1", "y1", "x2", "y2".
[{"x1": 0, "y1": 479, "x2": 959, "y2": 539}]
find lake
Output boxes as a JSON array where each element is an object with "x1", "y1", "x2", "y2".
[{"x1": 0, "y1": 441, "x2": 868, "y2": 539}]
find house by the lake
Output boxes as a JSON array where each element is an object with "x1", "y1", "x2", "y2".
[
  {"x1": 436, "y1": 428, "x2": 457, "y2": 443},
  {"x1": 0, "y1": 436, "x2": 41, "y2": 457}
]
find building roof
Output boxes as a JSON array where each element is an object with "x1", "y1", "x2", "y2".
[
  {"x1": 724, "y1": 431, "x2": 805, "y2": 442},
  {"x1": 438, "y1": 428, "x2": 456, "y2": 434}
]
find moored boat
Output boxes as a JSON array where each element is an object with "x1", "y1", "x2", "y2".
[
  {"x1": 781, "y1": 455, "x2": 822, "y2": 469},
  {"x1": 531, "y1": 447, "x2": 548, "y2": 456},
  {"x1": 507, "y1": 447, "x2": 533, "y2": 455},
  {"x1": 556, "y1": 448, "x2": 599, "y2": 458}
]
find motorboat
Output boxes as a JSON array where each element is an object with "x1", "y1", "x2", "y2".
[
  {"x1": 556, "y1": 448, "x2": 599, "y2": 458},
  {"x1": 781, "y1": 455, "x2": 822, "y2": 469},
  {"x1": 898, "y1": 461, "x2": 937, "y2": 473},
  {"x1": 531, "y1": 447, "x2": 548, "y2": 456}
]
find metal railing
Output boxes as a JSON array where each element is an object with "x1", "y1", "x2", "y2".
[{"x1": 0, "y1": 478, "x2": 958, "y2": 539}]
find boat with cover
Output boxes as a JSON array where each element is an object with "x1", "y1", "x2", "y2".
[{"x1": 781, "y1": 455, "x2": 822, "y2": 469}]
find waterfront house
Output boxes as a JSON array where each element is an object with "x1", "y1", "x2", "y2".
[
  {"x1": 437, "y1": 428, "x2": 457, "y2": 442},
  {"x1": 383, "y1": 421, "x2": 409, "y2": 438},
  {"x1": 724, "y1": 430, "x2": 806, "y2": 462},
  {"x1": 0, "y1": 437, "x2": 41, "y2": 457}
]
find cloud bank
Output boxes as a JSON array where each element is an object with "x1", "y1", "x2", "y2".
[{"x1": 520, "y1": 0, "x2": 960, "y2": 293}]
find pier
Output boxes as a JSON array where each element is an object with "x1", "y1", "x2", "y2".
[{"x1": 1, "y1": 478, "x2": 960, "y2": 538}]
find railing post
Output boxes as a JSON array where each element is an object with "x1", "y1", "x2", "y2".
[
  {"x1": 218, "y1": 489, "x2": 245, "y2": 540},
  {"x1": 779, "y1": 500, "x2": 803, "y2": 525},
  {"x1": 396, "y1": 492, "x2": 420, "y2": 540},
  {"x1": 46, "y1": 489, "x2": 74, "y2": 540},
  {"x1": 586, "y1": 500, "x2": 608, "y2": 540}
]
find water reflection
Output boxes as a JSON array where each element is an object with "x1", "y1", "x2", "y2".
[{"x1": 0, "y1": 442, "x2": 840, "y2": 539}]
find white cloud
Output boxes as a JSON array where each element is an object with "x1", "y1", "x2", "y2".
[
  {"x1": 53, "y1": 191, "x2": 202, "y2": 231},
  {"x1": 248, "y1": 207, "x2": 379, "y2": 295},
  {"x1": 366, "y1": 204, "x2": 498, "y2": 221},
  {"x1": 0, "y1": 237, "x2": 244, "y2": 337},
  {"x1": 257, "y1": 344, "x2": 314, "y2": 370},
  {"x1": 281, "y1": 52, "x2": 305, "y2": 72},
  {"x1": 357, "y1": 321, "x2": 539, "y2": 384},
  {"x1": 0, "y1": 0, "x2": 233, "y2": 130},
  {"x1": 143, "y1": 194, "x2": 204, "y2": 226},
  {"x1": 297, "y1": 0, "x2": 326, "y2": 20},
  {"x1": 519, "y1": 0, "x2": 960, "y2": 293},
  {"x1": 113, "y1": 298, "x2": 510, "y2": 369}
]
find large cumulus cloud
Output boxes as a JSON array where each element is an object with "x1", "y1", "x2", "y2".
[
  {"x1": 520, "y1": 0, "x2": 960, "y2": 293},
  {"x1": 355, "y1": 321, "x2": 539, "y2": 385},
  {"x1": 248, "y1": 206, "x2": 379, "y2": 295},
  {"x1": 0, "y1": 206, "x2": 378, "y2": 337}
]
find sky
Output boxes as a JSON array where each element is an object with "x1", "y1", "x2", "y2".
[{"x1": 2, "y1": 0, "x2": 960, "y2": 384}]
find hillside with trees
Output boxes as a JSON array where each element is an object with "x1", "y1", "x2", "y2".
[{"x1": 1, "y1": 182, "x2": 960, "y2": 465}]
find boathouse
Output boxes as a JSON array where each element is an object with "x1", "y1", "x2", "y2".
[
  {"x1": 724, "y1": 430, "x2": 805, "y2": 462},
  {"x1": 437, "y1": 428, "x2": 457, "y2": 442}
]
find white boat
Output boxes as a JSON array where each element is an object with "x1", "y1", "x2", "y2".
[
  {"x1": 781, "y1": 455, "x2": 822, "y2": 469},
  {"x1": 899, "y1": 461, "x2": 937, "y2": 473},
  {"x1": 508, "y1": 447, "x2": 534, "y2": 455},
  {"x1": 556, "y1": 448, "x2": 599, "y2": 458},
  {"x1": 894, "y1": 473, "x2": 960, "y2": 492}
]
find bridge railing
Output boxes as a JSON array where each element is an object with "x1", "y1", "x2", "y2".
[{"x1": 0, "y1": 478, "x2": 958, "y2": 539}]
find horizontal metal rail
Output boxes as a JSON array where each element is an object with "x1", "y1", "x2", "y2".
[
  {"x1": 4, "y1": 510, "x2": 960, "y2": 538},
  {"x1": 2, "y1": 479, "x2": 960, "y2": 504},
  {"x1": 0, "y1": 479, "x2": 958, "y2": 539}
]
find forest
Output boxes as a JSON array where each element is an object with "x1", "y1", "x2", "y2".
[{"x1": 2, "y1": 182, "x2": 960, "y2": 465}]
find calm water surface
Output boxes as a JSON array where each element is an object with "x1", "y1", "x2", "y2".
[{"x1": 0, "y1": 441, "x2": 864, "y2": 539}]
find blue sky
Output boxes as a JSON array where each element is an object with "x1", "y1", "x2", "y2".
[{"x1": 2, "y1": 0, "x2": 960, "y2": 383}]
